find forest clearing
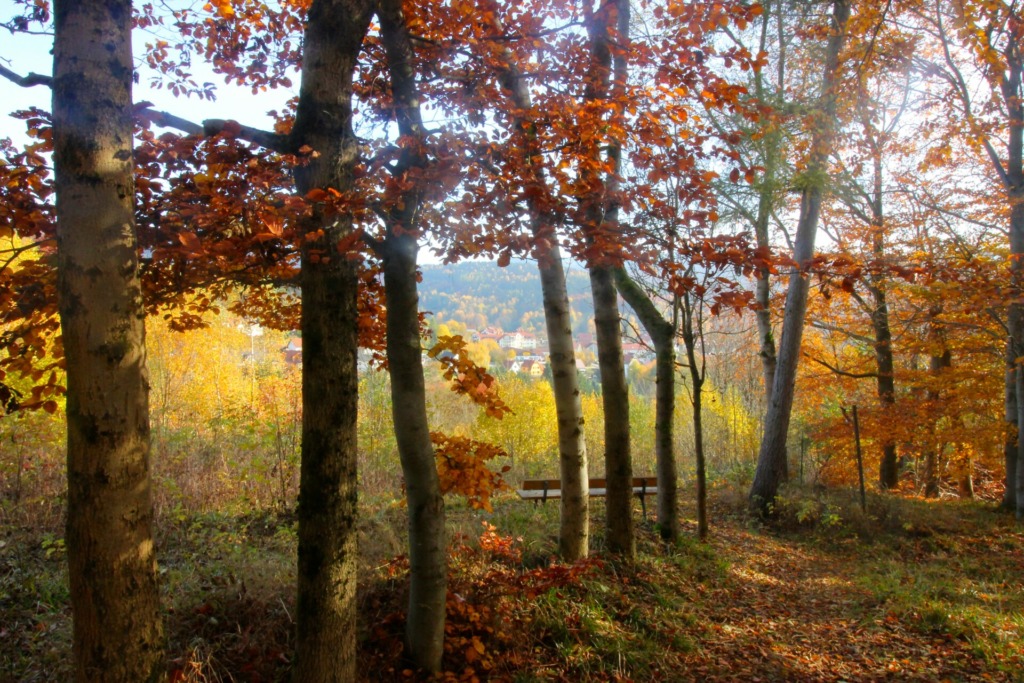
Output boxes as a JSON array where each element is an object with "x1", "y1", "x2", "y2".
[{"x1": 3, "y1": 0, "x2": 1024, "y2": 680}]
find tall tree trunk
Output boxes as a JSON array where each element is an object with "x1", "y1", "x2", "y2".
[
  {"x1": 613, "y1": 269, "x2": 678, "y2": 542},
  {"x1": 749, "y1": 0, "x2": 849, "y2": 514},
  {"x1": 382, "y1": 232, "x2": 447, "y2": 670},
  {"x1": 591, "y1": 267, "x2": 634, "y2": 556},
  {"x1": 871, "y1": 280, "x2": 899, "y2": 489},
  {"x1": 924, "y1": 307, "x2": 951, "y2": 499},
  {"x1": 681, "y1": 295, "x2": 708, "y2": 541},
  {"x1": 1013, "y1": 188, "x2": 1024, "y2": 519},
  {"x1": 751, "y1": 0, "x2": 783, "y2": 408},
  {"x1": 487, "y1": 4, "x2": 589, "y2": 560},
  {"x1": 539, "y1": 249, "x2": 590, "y2": 560},
  {"x1": 378, "y1": 1, "x2": 447, "y2": 669},
  {"x1": 584, "y1": 0, "x2": 634, "y2": 558},
  {"x1": 1004, "y1": 341, "x2": 1018, "y2": 511},
  {"x1": 53, "y1": 2, "x2": 165, "y2": 679},
  {"x1": 290, "y1": 2, "x2": 373, "y2": 679},
  {"x1": 865, "y1": 150, "x2": 899, "y2": 490}
]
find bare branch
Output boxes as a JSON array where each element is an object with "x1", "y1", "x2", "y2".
[
  {"x1": 807, "y1": 354, "x2": 879, "y2": 379},
  {"x1": 136, "y1": 104, "x2": 287, "y2": 153},
  {"x1": 0, "y1": 64, "x2": 52, "y2": 88}
]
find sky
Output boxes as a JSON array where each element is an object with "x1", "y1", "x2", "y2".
[{"x1": 0, "y1": 0, "x2": 294, "y2": 146}]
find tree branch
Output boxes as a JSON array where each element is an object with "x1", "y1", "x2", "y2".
[
  {"x1": 807, "y1": 354, "x2": 879, "y2": 379},
  {"x1": 0, "y1": 67, "x2": 288, "y2": 153},
  {"x1": 137, "y1": 104, "x2": 287, "y2": 153},
  {"x1": 0, "y1": 64, "x2": 52, "y2": 88}
]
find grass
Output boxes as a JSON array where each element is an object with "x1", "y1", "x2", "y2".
[{"x1": 1, "y1": 487, "x2": 1022, "y2": 681}]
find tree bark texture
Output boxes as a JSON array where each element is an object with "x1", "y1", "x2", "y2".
[
  {"x1": 382, "y1": 232, "x2": 447, "y2": 671},
  {"x1": 749, "y1": 0, "x2": 849, "y2": 513},
  {"x1": 751, "y1": 0, "x2": 782, "y2": 408},
  {"x1": 1013, "y1": 188, "x2": 1024, "y2": 519},
  {"x1": 1004, "y1": 341, "x2": 1018, "y2": 511},
  {"x1": 53, "y1": 2, "x2": 165, "y2": 680},
  {"x1": 584, "y1": 0, "x2": 635, "y2": 558},
  {"x1": 591, "y1": 267, "x2": 635, "y2": 556},
  {"x1": 924, "y1": 309, "x2": 951, "y2": 499},
  {"x1": 290, "y1": 1, "x2": 373, "y2": 679},
  {"x1": 865, "y1": 151, "x2": 899, "y2": 490},
  {"x1": 613, "y1": 269, "x2": 678, "y2": 542},
  {"x1": 379, "y1": 0, "x2": 448, "y2": 669},
  {"x1": 539, "y1": 250, "x2": 591, "y2": 560},
  {"x1": 681, "y1": 295, "x2": 708, "y2": 541},
  {"x1": 488, "y1": 5, "x2": 589, "y2": 559}
]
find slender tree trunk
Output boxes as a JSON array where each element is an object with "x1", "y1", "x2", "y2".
[
  {"x1": 487, "y1": 7, "x2": 589, "y2": 559},
  {"x1": 681, "y1": 295, "x2": 708, "y2": 541},
  {"x1": 591, "y1": 266, "x2": 634, "y2": 556},
  {"x1": 54, "y1": 2, "x2": 165, "y2": 679},
  {"x1": 871, "y1": 280, "x2": 899, "y2": 489},
  {"x1": 924, "y1": 308, "x2": 951, "y2": 499},
  {"x1": 749, "y1": 0, "x2": 849, "y2": 514},
  {"x1": 382, "y1": 233, "x2": 447, "y2": 670},
  {"x1": 752, "y1": 0, "x2": 781, "y2": 410},
  {"x1": 378, "y1": 2, "x2": 447, "y2": 669},
  {"x1": 538, "y1": 249, "x2": 590, "y2": 560},
  {"x1": 613, "y1": 269, "x2": 678, "y2": 542},
  {"x1": 290, "y1": 2, "x2": 373, "y2": 679},
  {"x1": 866, "y1": 153, "x2": 899, "y2": 490},
  {"x1": 584, "y1": 0, "x2": 634, "y2": 558}
]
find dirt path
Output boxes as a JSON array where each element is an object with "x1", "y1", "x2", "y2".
[{"x1": 686, "y1": 523, "x2": 999, "y2": 681}]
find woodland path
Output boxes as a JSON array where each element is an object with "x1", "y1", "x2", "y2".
[{"x1": 685, "y1": 520, "x2": 1004, "y2": 681}]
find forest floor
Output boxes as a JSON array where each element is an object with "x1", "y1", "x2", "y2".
[{"x1": 2, "y1": 486, "x2": 1022, "y2": 682}]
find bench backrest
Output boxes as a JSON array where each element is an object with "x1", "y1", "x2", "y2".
[{"x1": 521, "y1": 476, "x2": 658, "y2": 491}]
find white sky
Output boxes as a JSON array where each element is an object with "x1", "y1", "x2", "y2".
[{"x1": 0, "y1": 0, "x2": 293, "y2": 145}]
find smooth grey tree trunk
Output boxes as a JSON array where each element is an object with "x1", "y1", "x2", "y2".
[
  {"x1": 490, "y1": 11, "x2": 589, "y2": 559},
  {"x1": 379, "y1": 0, "x2": 447, "y2": 669},
  {"x1": 53, "y1": 2, "x2": 165, "y2": 679},
  {"x1": 749, "y1": 0, "x2": 849, "y2": 514},
  {"x1": 680, "y1": 293, "x2": 708, "y2": 540},
  {"x1": 613, "y1": 269, "x2": 678, "y2": 542},
  {"x1": 290, "y1": 2, "x2": 373, "y2": 679},
  {"x1": 751, "y1": 0, "x2": 783, "y2": 409}
]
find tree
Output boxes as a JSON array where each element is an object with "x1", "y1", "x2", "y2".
[
  {"x1": 912, "y1": 0, "x2": 1024, "y2": 516},
  {"x1": 52, "y1": 0, "x2": 165, "y2": 679},
  {"x1": 580, "y1": 0, "x2": 635, "y2": 559},
  {"x1": 288, "y1": 2, "x2": 374, "y2": 679},
  {"x1": 436, "y1": 0, "x2": 592, "y2": 561},
  {"x1": 376, "y1": 0, "x2": 448, "y2": 668},
  {"x1": 614, "y1": 268, "x2": 679, "y2": 542},
  {"x1": 750, "y1": 0, "x2": 850, "y2": 513}
]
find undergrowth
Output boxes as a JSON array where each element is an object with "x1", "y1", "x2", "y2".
[{"x1": 1, "y1": 489, "x2": 1021, "y2": 681}]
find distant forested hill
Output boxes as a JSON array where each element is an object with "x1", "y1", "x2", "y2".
[{"x1": 419, "y1": 259, "x2": 593, "y2": 335}]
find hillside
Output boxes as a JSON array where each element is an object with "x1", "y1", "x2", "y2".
[{"x1": 418, "y1": 259, "x2": 594, "y2": 335}]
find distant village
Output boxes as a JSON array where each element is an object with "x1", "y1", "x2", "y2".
[{"x1": 279, "y1": 325, "x2": 658, "y2": 378}]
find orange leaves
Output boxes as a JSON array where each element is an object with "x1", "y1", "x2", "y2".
[
  {"x1": 203, "y1": 0, "x2": 235, "y2": 19},
  {"x1": 429, "y1": 335, "x2": 512, "y2": 419},
  {"x1": 430, "y1": 432, "x2": 510, "y2": 511}
]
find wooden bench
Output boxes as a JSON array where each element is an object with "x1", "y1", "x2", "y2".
[{"x1": 517, "y1": 476, "x2": 658, "y2": 518}]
